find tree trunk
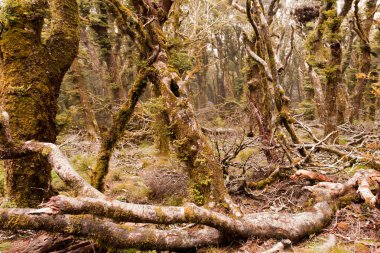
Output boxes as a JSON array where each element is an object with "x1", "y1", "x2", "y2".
[
  {"x1": 90, "y1": 0, "x2": 126, "y2": 105},
  {"x1": 0, "y1": 0, "x2": 79, "y2": 207},
  {"x1": 92, "y1": 70, "x2": 150, "y2": 191},
  {"x1": 324, "y1": 41, "x2": 342, "y2": 137},
  {"x1": 71, "y1": 60, "x2": 101, "y2": 141},
  {"x1": 246, "y1": 44, "x2": 278, "y2": 163},
  {"x1": 197, "y1": 45, "x2": 209, "y2": 109},
  {"x1": 306, "y1": 63, "x2": 324, "y2": 119},
  {"x1": 350, "y1": 0, "x2": 377, "y2": 122},
  {"x1": 152, "y1": 57, "x2": 239, "y2": 211}
]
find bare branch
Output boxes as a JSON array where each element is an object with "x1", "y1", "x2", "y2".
[
  {"x1": 246, "y1": 0, "x2": 260, "y2": 39},
  {"x1": 267, "y1": 0, "x2": 280, "y2": 25},
  {"x1": 353, "y1": 0, "x2": 369, "y2": 43},
  {"x1": 232, "y1": 0, "x2": 246, "y2": 14},
  {"x1": 25, "y1": 141, "x2": 104, "y2": 199},
  {"x1": 283, "y1": 26, "x2": 295, "y2": 71},
  {"x1": 339, "y1": 0, "x2": 354, "y2": 17}
]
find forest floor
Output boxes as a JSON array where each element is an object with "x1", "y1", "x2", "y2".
[{"x1": 0, "y1": 111, "x2": 379, "y2": 252}]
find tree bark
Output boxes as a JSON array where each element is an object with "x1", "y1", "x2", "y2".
[
  {"x1": 0, "y1": 208, "x2": 223, "y2": 251},
  {"x1": 350, "y1": 0, "x2": 377, "y2": 122},
  {"x1": 246, "y1": 43, "x2": 279, "y2": 163},
  {"x1": 71, "y1": 60, "x2": 101, "y2": 141},
  {"x1": 90, "y1": 0, "x2": 126, "y2": 104},
  {"x1": 321, "y1": 0, "x2": 352, "y2": 137},
  {"x1": 91, "y1": 70, "x2": 151, "y2": 191},
  {"x1": 0, "y1": 0, "x2": 79, "y2": 207}
]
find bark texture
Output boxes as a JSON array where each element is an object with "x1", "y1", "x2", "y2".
[
  {"x1": 350, "y1": 0, "x2": 377, "y2": 121},
  {"x1": 0, "y1": 0, "x2": 79, "y2": 207}
]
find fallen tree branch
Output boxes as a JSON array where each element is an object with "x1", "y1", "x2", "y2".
[
  {"x1": 2, "y1": 107, "x2": 379, "y2": 250},
  {"x1": 43, "y1": 195, "x2": 248, "y2": 237},
  {"x1": 0, "y1": 110, "x2": 104, "y2": 198},
  {"x1": 304, "y1": 169, "x2": 380, "y2": 206},
  {"x1": 0, "y1": 209, "x2": 222, "y2": 251},
  {"x1": 201, "y1": 127, "x2": 237, "y2": 135},
  {"x1": 24, "y1": 141, "x2": 104, "y2": 199},
  {"x1": 294, "y1": 119, "x2": 320, "y2": 143},
  {"x1": 261, "y1": 239, "x2": 292, "y2": 253},
  {"x1": 316, "y1": 145, "x2": 380, "y2": 171},
  {"x1": 248, "y1": 132, "x2": 337, "y2": 189},
  {"x1": 0, "y1": 167, "x2": 378, "y2": 250}
]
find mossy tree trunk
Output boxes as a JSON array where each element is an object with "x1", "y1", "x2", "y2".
[
  {"x1": 215, "y1": 33, "x2": 235, "y2": 100},
  {"x1": 350, "y1": 0, "x2": 377, "y2": 122},
  {"x1": 322, "y1": 0, "x2": 353, "y2": 136},
  {"x1": 0, "y1": 0, "x2": 79, "y2": 207},
  {"x1": 196, "y1": 45, "x2": 209, "y2": 109},
  {"x1": 306, "y1": 0, "x2": 353, "y2": 137},
  {"x1": 245, "y1": 41, "x2": 279, "y2": 164},
  {"x1": 246, "y1": 0, "x2": 306, "y2": 157},
  {"x1": 104, "y1": 0, "x2": 240, "y2": 213},
  {"x1": 79, "y1": 3, "x2": 113, "y2": 127},
  {"x1": 90, "y1": 0, "x2": 126, "y2": 105},
  {"x1": 91, "y1": 69, "x2": 151, "y2": 191}
]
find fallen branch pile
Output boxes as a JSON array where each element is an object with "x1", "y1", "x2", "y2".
[{"x1": 1, "y1": 111, "x2": 380, "y2": 250}]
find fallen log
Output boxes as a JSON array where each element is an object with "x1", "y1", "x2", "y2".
[
  {"x1": 0, "y1": 209, "x2": 223, "y2": 251},
  {"x1": 24, "y1": 141, "x2": 104, "y2": 199}
]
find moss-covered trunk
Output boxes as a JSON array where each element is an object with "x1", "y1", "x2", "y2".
[
  {"x1": 0, "y1": 0, "x2": 79, "y2": 207},
  {"x1": 323, "y1": 1, "x2": 343, "y2": 137},
  {"x1": 152, "y1": 58, "x2": 233, "y2": 207},
  {"x1": 350, "y1": 0, "x2": 377, "y2": 122},
  {"x1": 246, "y1": 43, "x2": 278, "y2": 163},
  {"x1": 91, "y1": 69, "x2": 150, "y2": 191},
  {"x1": 90, "y1": 0, "x2": 126, "y2": 105}
]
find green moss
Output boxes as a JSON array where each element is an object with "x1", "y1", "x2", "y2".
[
  {"x1": 69, "y1": 154, "x2": 95, "y2": 182},
  {"x1": 164, "y1": 195, "x2": 183, "y2": 206},
  {"x1": 143, "y1": 97, "x2": 170, "y2": 153},
  {"x1": 0, "y1": 242, "x2": 11, "y2": 252},
  {"x1": 190, "y1": 187, "x2": 205, "y2": 205},
  {"x1": 234, "y1": 148, "x2": 257, "y2": 163},
  {"x1": 110, "y1": 177, "x2": 151, "y2": 203},
  {"x1": 190, "y1": 176, "x2": 212, "y2": 205},
  {"x1": 348, "y1": 164, "x2": 372, "y2": 176},
  {"x1": 1, "y1": 200, "x2": 18, "y2": 208},
  {"x1": 168, "y1": 50, "x2": 193, "y2": 74},
  {"x1": 193, "y1": 158, "x2": 206, "y2": 167}
]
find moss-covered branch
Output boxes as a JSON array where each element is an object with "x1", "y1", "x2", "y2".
[
  {"x1": 0, "y1": 209, "x2": 223, "y2": 251},
  {"x1": 91, "y1": 69, "x2": 152, "y2": 191}
]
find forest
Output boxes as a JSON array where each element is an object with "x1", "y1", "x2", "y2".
[{"x1": 0, "y1": 0, "x2": 379, "y2": 252}]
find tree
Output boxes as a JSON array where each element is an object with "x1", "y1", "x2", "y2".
[
  {"x1": 0, "y1": 0, "x2": 79, "y2": 207},
  {"x1": 350, "y1": 0, "x2": 377, "y2": 121}
]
